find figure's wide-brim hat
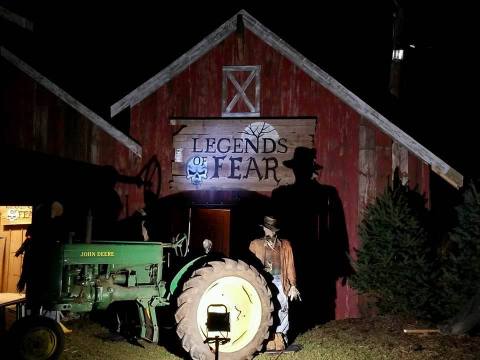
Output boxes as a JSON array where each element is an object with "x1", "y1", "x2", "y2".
[
  {"x1": 260, "y1": 215, "x2": 279, "y2": 233},
  {"x1": 283, "y1": 147, "x2": 322, "y2": 171}
]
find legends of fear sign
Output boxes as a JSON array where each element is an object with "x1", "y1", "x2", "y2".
[{"x1": 171, "y1": 119, "x2": 316, "y2": 192}]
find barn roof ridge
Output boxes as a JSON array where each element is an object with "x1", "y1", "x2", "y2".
[
  {"x1": 109, "y1": 9, "x2": 462, "y2": 188},
  {"x1": 1, "y1": 46, "x2": 142, "y2": 158}
]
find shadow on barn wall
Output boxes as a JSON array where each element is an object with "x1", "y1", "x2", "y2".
[{"x1": 271, "y1": 147, "x2": 353, "y2": 336}]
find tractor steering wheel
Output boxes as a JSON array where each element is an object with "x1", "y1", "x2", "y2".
[
  {"x1": 136, "y1": 156, "x2": 161, "y2": 203},
  {"x1": 173, "y1": 233, "x2": 189, "y2": 257}
]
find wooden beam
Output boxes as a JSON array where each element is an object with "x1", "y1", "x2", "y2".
[
  {"x1": 392, "y1": 141, "x2": 409, "y2": 185},
  {"x1": 0, "y1": 6, "x2": 33, "y2": 31},
  {"x1": 1, "y1": 47, "x2": 142, "y2": 158},
  {"x1": 358, "y1": 119, "x2": 376, "y2": 215},
  {"x1": 432, "y1": 165, "x2": 463, "y2": 190}
]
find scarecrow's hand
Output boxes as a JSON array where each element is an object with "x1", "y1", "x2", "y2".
[{"x1": 288, "y1": 285, "x2": 301, "y2": 301}]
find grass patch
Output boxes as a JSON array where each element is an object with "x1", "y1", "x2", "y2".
[
  {"x1": 5, "y1": 315, "x2": 479, "y2": 360},
  {"x1": 255, "y1": 316, "x2": 480, "y2": 360}
]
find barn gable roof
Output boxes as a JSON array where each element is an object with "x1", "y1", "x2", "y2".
[
  {"x1": 1, "y1": 47, "x2": 142, "y2": 157},
  {"x1": 110, "y1": 10, "x2": 462, "y2": 188}
]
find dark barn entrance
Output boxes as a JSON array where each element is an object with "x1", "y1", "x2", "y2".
[
  {"x1": 150, "y1": 190, "x2": 270, "y2": 259},
  {"x1": 190, "y1": 208, "x2": 231, "y2": 256}
]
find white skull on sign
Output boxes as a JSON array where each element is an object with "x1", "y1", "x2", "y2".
[{"x1": 186, "y1": 156, "x2": 208, "y2": 185}]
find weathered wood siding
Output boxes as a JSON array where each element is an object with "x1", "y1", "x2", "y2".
[
  {"x1": 0, "y1": 61, "x2": 135, "y2": 174},
  {"x1": 129, "y1": 29, "x2": 361, "y2": 318},
  {"x1": 357, "y1": 122, "x2": 430, "y2": 216},
  {"x1": 129, "y1": 29, "x2": 431, "y2": 319}
]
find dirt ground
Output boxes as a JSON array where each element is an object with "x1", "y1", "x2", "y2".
[{"x1": 3, "y1": 313, "x2": 480, "y2": 359}]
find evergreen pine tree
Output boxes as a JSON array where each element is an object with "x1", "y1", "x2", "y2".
[
  {"x1": 437, "y1": 180, "x2": 480, "y2": 318},
  {"x1": 351, "y1": 173, "x2": 434, "y2": 318}
]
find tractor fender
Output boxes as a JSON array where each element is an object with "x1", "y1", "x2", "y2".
[{"x1": 168, "y1": 255, "x2": 207, "y2": 298}]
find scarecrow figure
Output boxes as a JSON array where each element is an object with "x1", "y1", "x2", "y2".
[{"x1": 249, "y1": 216, "x2": 301, "y2": 351}]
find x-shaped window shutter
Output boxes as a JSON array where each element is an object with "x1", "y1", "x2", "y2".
[{"x1": 222, "y1": 65, "x2": 261, "y2": 117}]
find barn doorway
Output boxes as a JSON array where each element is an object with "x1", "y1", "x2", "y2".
[
  {"x1": 0, "y1": 206, "x2": 32, "y2": 293},
  {"x1": 190, "y1": 208, "x2": 230, "y2": 256}
]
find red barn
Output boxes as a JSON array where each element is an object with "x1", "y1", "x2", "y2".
[
  {"x1": 1, "y1": 8, "x2": 462, "y2": 320},
  {"x1": 110, "y1": 10, "x2": 462, "y2": 320}
]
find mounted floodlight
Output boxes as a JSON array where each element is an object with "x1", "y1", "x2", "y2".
[
  {"x1": 204, "y1": 304, "x2": 231, "y2": 360},
  {"x1": 206, "y1": 305, "x2": 230, "y2": 332}
]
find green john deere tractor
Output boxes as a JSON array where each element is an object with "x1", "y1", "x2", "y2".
[{"x1": 8, "y1": 237, "x2": 273, "y2": 360}]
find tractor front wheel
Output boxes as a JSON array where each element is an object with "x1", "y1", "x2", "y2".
[
  {"x1": 9, "y1": 315, "x2": 65, "y2": 360},
  {"x1": 175, "y1": 258, "x2": 273, "y2": 360}
]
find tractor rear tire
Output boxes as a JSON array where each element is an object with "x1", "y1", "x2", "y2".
[
  {"x1": 175, "y1": 258, "x2": 273, "y2": 360},
  {"x1": 9, "y1": 315, "x2": 65, "y2": 360}
]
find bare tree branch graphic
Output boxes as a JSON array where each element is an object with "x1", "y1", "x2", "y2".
[{"x1": 239, "y1": 122, "x2": 275, "y2": 150}]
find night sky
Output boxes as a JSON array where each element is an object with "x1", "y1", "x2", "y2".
[{"x1": 1, "y1": 1, "x2": 477, "y2": 179}]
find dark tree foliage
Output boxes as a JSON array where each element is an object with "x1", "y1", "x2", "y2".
[
  {"x1": 351, "y1": 172, "x2": 435, "y2": 318},
  {"x1": 435, "y1": 180, "x2": 480, "y2": 319}
]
